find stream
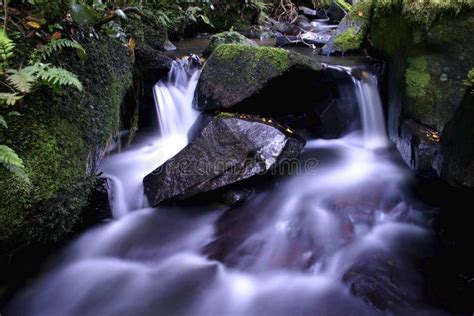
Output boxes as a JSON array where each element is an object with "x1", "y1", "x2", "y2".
[{"x1": 6, "y1": 46, "x2": 446, "y2": 315}]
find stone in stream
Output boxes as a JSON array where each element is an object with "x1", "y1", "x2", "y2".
[
  {"x1": 196, "y1": 44, "x2": 330, "y2": 116},
  {"x1": 143, "y1": 114, "x2": 305, "y2": 206},
  {"x1": 202, "y1": 31, "x2": 257, "y2": 58}
]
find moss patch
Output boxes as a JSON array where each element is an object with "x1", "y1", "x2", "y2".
[
  {"x1": 203, "y1": 31, "x2": 256, "y2": 57},
  {"x1": 466, "y1": 68, "x2": 474, "y2": 93},
  {"x1": 197, "y1": 44, "x2": 321, "y2": 111},
  {"x1": 333, "y1": 27, "x2": 364, "y2": 51},
  {"x1": 0, "y1": 36, "x2": 133, "y2": 257},
  {"x1": 405, "y1": 56, "x2": 431, "y2": 99}
]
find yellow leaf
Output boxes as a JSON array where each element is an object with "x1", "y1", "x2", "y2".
[{"x1": 26, "y1": 21, "x2": 42, "y2": 29}]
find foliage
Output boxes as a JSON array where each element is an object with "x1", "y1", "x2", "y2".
[
  {"x1": 0, "y1": 145, "x2": 29, "y2": 183},
  {"x1": 39, "y1": 39, "x2": 87, "y2": 62},
  {"x1": 465, "y1": 69, "x2": 474, "y2": 95}
]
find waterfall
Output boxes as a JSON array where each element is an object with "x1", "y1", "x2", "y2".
[
  {"x1": 153, "y1": 58, "x2": 200, "y2": 138},
  {"x1": 7, "y1": 58, "x2": 438, "y2": 316},
  {"x1": 98, "y1": 57, "x2": 200, "y2": 217},
  {"x1": 352, "y1": 74, "x2": 388, "y2": 149}
]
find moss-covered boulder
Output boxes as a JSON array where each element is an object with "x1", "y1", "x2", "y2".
[
  {"x1": 366, "y1": 1, "x2": 474, "y2": 186},
  {"x1": 0, "y1": 37, "x2": 133, "y2": 261},
  {"x1": 196, "y1": 44, "x2": 326, "y2": 116},
  {"x1": 321, "y1": 0, "x2": 371, "y2": 55},
  {"x1": 203, "y1": 31, "x2": 257, "y2": 57},
  {"x1": 125, "y1": 13, "x2": 176, "y2": 51}
]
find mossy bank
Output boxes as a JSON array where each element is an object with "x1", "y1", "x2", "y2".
[{"x1": 0, "y1": 37, "x2": 133, "y2": 262}]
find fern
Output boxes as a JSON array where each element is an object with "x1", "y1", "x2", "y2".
[
  {"x1": 0, "y1": 144, "x2": 30, "y2": 183},
  {"x1": 39, "y1": 39, "x2": 87, "y2": 61},
  {"x1": 6, "y1": 67, "x2": 37, "y2": 93},
  {"x1": 0, "y1": 93, "x2": 23, "y2": 106},
  {"x1": 34, "y1": 63, "x2": 83, "y2": 91},
  {"x1": 0, "y1": 115, "x2": 6, "y2": 128},
  {"x1": 0, "y1": 30, "x2": 15, "y2": 63}
]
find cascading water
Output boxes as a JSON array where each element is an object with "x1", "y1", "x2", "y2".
[
  {"x1": 98, "y1": 58, "x2": 200, "y2": 217},
  {"x1": 6, "y1": 59, "x2": 441, "y2": 315}
]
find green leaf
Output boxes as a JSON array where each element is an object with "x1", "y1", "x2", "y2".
[
  {"x1": 0, "y1": 93, "x2": 23, "y2": 106},
  {"x1": 0, "y1": 115, "x2": 7, "y2": 129},
  {"x1": 6, "y1": 68, "x2": 36, "y2": 93},
  {"x1": 0, "y1": 30, "x2": 15, "y2": 62},
  {"x1": 0, "y1": 144, "x2": 30, "y2": 183},
  {"x1": 70, "y1": 4, "x2": 98, "y2": 26},
  {"x1": 199, "y1": 15, "x2": 214, "y2": 28}
]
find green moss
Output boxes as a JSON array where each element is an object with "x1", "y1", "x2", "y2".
[
  {"x1": 405, "y1": 56, "x2": 430, "y2": 99},
  {"x1": 204, "y1": 31, "x2": 256, "y2": 57},
  {"x1": 333, "y1": 27, "x2": 364, "y2": 51},
  {"x1": 0, "y1": 37, "x2": 133, "y2": 256},
  {"x1": 336, "y1": 0, "x2": 352, "y2": 12},
  {"x1": 255, "y1": 47, "x2": 290, "y2": 72},
  {"x1": 212, "y1": 44, "x2": 301, "y2": 86},
  {"x1": 465, "y1": 68, "x2": 474, "y2": 95}
]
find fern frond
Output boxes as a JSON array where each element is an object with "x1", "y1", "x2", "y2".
[
  {"x1": 0, "y1": 92, "x2": 23, "y2": 106},
  {"x1": 0, "y1": 30, "x2": 15, "y2": 62},
  {"x1": 0, "y1": 144, "x2": 30, "y2": 183},
  {"x1": 34, "y1": 63, "x2": 83, "y2": 91},
  {"x1": 6, "y1": 68, "x2": 36, "y2": 93},
  {"x1": 39, "y1": 39, "x2": 87, "y2": 61},
  {"x1": 0, "y1": 115, "x2": 6, "y2": 128}
]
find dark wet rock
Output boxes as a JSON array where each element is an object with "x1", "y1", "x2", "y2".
[
  {"x1": 196, "y1": 44, "x2": 327, "y2": 116},
  {"x1": 394, "y1": 119, "x2": 440, "y2": 178},
  {"x1": 143, "y1": 114, "x2": 305, "y2": 206},
  {"x1": 299, "y1": 6, "x2": 319, "y2": 18},
  {"x1": 343, "y1": 253, "x2": 425, "y2": 313},
  {"x1": 327, "y1": 1, "x2": 347, "y2": 21},
  {"x1": 321, "y1": 12, "x2": 366, "y2": 55},
  {"x1": 80, "y1": 177, "x2": 112, "y2": 225},
  {"x1": 202, "y1": 31, "x2": 257, "y2": 58},
  {"x1": 295, "y1": 15, "x2": 312, "y2": 30},
  {"x1": 436, "y1": 92, "x2": 474, "y2": 187},
  {"x1": 272, "y1": 21, "x2": 301, "y2": 36},
  {"x1": 135, "y1": 45, "x2": 173, "y2": 85}
]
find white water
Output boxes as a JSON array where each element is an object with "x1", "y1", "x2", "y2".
[
  {"x1": 99, "y1": 59, "x2": 200, "y2": 217},
  {"x1": 7, "y1": 61, "x2": 439, "y2": 315}
]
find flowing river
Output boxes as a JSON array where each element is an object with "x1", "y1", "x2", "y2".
[{"x1": 6, "y1": 54, "x2": 445, "y2": 315}]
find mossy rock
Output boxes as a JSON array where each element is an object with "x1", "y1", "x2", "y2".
[
  {"x1": 0, "y1": 37, "x2": 133, "y2": 260},
  {"x1": 203, "y1": 31, "x2": 257, "y2": 57},
  {"x1": 125, "y1": 12, "x2": 175, "y2": 51},
  {"x1": 196, "y1": 44, "x2": 322, "y2": 114},
  {"x1": 321, "y1": 0, "x2": 371, "y2": 55}
]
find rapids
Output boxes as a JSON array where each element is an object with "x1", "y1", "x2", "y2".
[{"x1": 6, "y1": 57, "x2": 443, "y2": 316}]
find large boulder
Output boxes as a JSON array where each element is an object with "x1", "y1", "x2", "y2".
[
  {"x1": 196, "y1": 44, "x2": 330, "y2": 116},
  {"x1": 369, "y1": 4, "x2": 474, "y2": 186},
  {"x1": 202, "y1": 31, "x2": 257, "y2": 57},
  {"x1": 143, "y1": 114, "x2": 305, "y2": 206}
]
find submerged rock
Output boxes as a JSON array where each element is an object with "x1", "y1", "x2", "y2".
[
  {"x1": 202, "y1": 31, "x2": 257, "y2": 58},
  {"x1": 196, "y1": 44, "x2": 324, "y2": 115},
  {"x1": 143, "y1": 114, "x2": 305, "y2": 206}
]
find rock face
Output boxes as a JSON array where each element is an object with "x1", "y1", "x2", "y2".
[
  {"x1": 196, "y1": 44, "x2": 328, "y2": 116},
  {"x1": 436, "y1": 92, "x2": 474, "y2": 187},
  {"x1": 143, "y1": 114, "x2": 305, "y2": 206},
  {"x1": 369, "y1": 6, "x2": 474, "y2": 186},
  {"x1": 202, "y1": 31, "x2": 257, "y2": 57}
]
